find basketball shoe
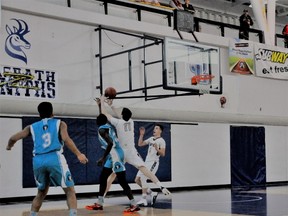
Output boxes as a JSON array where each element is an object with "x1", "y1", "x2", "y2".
[
  {"x1": 161, "y1": 187, "x2": 171, "y2": 195},
  {"x1": 123, "y1": 205, "x2": 140, "y2": 212},
  {"x1": 85, "y1": 203, "x2": 103, "y2": 210},
  {"x1": 137, "y1": 198, "x2": 148, "y2": 207},
  {"x1": 151, "y1": 191, "x2": 159, "y2": 206}
]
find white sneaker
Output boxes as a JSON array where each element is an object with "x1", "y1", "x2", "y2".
[
  {"x1": 151, "y1": 192, "x2": 158, "y2": 206},
  {"x1": 137, "y1": 198, "x2": 148, "y2": 207},
  {"x1": 161, "y1": 187, "x2": 171, "y2": 195}
]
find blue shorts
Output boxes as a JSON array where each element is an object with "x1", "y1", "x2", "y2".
[
  {"x1": 33, "y1": 151, "x2": 74, "y2": 190},
  {"x1": 104, "y1": 155, "x2": 125, "y2": 173}
]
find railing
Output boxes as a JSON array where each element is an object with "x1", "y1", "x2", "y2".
[
  {"x1": 193, "y1": 17, "x2": 264, "y2": 43},
  {"x1": 90, "y1": 0, "x2": 174, "y2": 26},
  {"x1": 66, "y1": 0, "x2": 286, "y2": 46}
]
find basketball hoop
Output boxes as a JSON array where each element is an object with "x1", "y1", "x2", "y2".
[{"x1": 191, "y1": 74, "x2": 215, "y2": 85}]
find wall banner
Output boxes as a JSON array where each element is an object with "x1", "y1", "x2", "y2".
[
  {"x1": 0, "y1": 65, "x2": 57, "y2": 98},
  {"x1": 254, "y1": 43, "x2": 288, "y2": 79},
  {"x1": 229, "y1": 39, "x2": 254, "y2": 75}
]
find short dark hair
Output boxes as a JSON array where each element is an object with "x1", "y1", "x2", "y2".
[
  {"x1": 122, "y1": 108, "x2": 132, "y2": 121},
  {"x1": 37, "y1": 102, "x2": 53, "y2": 119},
  {"x1": 97, "y1": 114, "x2": 108, "y2": 126},
  {"x1": 155, "y1": 123, "x2": 164, "y2": 132},
  {"x1": 243, "y1": 9, "x2": 248, "y2": 12}
]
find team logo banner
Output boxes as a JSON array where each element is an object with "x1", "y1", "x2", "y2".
[
  {"x1": 254, "y1": 43, "x2": 288, "y2": 79},
  {"x1": 229, "y1": 39, "x2": 254, "y2": 75},
  {"x1": 0, "y1": 65, "x2": 57, "y2": 98}
]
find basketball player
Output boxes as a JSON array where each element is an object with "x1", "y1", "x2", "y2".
[
  {"x1": 85, "y1": 113, "x2": 140, "y2": 213},
  {"x1": 135, "y1": 124, "x2": 167, "y2": 206},
  {"x1": 6, "y1": 102, "x2": 88, "y2": 216},
  {"x1": 98, "y1": 95, "x2": 171, "y2": 207}
]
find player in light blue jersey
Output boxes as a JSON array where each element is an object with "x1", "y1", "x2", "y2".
[
  {"x1": 6, "y1": 102, "x2": 88, "y2": 216},
  {"x1": 85, "y1": 113, "x2": 140, "y2": 213}
]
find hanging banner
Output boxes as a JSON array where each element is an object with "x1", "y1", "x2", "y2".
[
  {"x1": 254, "y1": 43, "x2": 288, "y2": 79},
  {"x1": 229, "y1": 38, "x2": 254, "y2": 75}
]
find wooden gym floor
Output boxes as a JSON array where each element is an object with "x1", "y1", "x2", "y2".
[{"x1": 1, "y1": 185, "x2": 288, "y2": 216}]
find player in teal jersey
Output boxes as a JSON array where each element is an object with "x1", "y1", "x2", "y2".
[
  {"x1": 85, "y1": 113, "x2": 140, "y2": 213},
  {"x1": 6, "y1": 102, "x2": 88, "y2": 216}
]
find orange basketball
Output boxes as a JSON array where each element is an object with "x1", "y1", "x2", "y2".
[{"x1": 104, "y1": 87, "x2": 117, "y2": 99}]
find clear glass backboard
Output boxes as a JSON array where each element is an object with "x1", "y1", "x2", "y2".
[{"x1": 163, "y1": 37, "x2": 222, "y2": 94}]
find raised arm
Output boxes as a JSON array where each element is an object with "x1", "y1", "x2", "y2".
[
  {"x1": 6, "y1": 125, "x2": 31, "y2": 150},
  {"x1": 60, "y1": 121, "x2": 88, "y2": 164},
  {"x1": 138, "y1": 127, "x2": 148, "y2": 147},
  {"x1": 100, "y1": 95, "x2": 113, "y2": 121},
  {"x1": 108, "y1": 100, "x2": 122, "y2": 119}
]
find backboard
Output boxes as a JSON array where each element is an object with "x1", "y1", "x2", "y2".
[{"x1": 163, "y1": 37, "x2": 222, "y2": 94}]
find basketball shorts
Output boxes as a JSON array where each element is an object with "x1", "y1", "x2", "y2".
[
  {"x1": 123, "y1": 147, "x2": 145, "y2": 168},
  {"x1": 104, "y1": 148, "x2": 126, "y2": 173},
  {"x1": 33, "y1": 151, "x2": 74, "y2": 190}
]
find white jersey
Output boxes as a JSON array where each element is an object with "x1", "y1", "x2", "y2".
[
  {"x1": 110, "y1": 117, "x2": 145, "y2": 168},
  {"x1": 110, "y1": 117, "x2": 135, "y2": 150},
  {"x1": 144, "y1": 136, "x2": 166, "y2": 162}
]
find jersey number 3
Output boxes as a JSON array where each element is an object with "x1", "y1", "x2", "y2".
[{"x1": 42, "y1": 133, "x2": 51, "y2": 148}]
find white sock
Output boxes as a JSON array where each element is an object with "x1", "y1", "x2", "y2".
[
  {"x1": 147, "y1": 188, "x2": 152, "y2": 194},
  {"x1": 69, "y1": 209, "x2": 77, "y2": 216},
  {"x1": 130, "y1": 198, "x2": 136, "y2": 206},
  {"x1": 98, "y1": 196, "x2": 104, "y2": 205},
  {"x1": 30, "y1": 211, "x2": 38, "y2": 216}
]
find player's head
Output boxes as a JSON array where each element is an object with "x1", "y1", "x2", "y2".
[
  {"x1": 155, "y1": 123, "x2": 164, "y2": 132},
  {"x1": 153, "y1": 123, "x2": 164, "y2": 136},
  {"x1": 243, "y1": 9, "x2": 248, "y2": 14},
  {"x1": 97, "y1": 114, "x2": 108, "y2": 126},
  {"x1": 38, "y1": 102, "x2": 53, "y2": 119},
  {"x1": 122, "y1": 108, "x2": 132, "y2": 121}
]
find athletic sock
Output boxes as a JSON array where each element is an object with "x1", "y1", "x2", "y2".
[
  {"x1": 130, "y1": 198, "x2": 136, "y2": 206},
  {"x1": 147, "y1": 188, "x2": 152, "y2": 194},
  {"x1": 98, "y1": 196, "x2": 104, "y2": 205},
  {"x1": 69, "y1": 209, "x2": 77, "y2": 216},
  {"x1": 156, "y1": 181, "x2": 164, "y2": 188}
]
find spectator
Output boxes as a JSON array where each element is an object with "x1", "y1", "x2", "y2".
[
  {"x1": 170, "y1": 0, "x2": 184, "y2": 10},
  {"x1": 282, "y1": 24, "x2": 288, "y2": 48},
  {"x1": 137, "y1": 0, "x2": 160, "y2": 6},
  {"x1": 182, "y1": 0, "x2": 195, "y2": 13},
  {"x1": 239, "y1": 9, "x2": 253, "y2": 40}
]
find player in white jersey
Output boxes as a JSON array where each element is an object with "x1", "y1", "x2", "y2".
[
  {"x1": 97, "y1": 96, "x2": 171, "y2": 206},
  {"x1": 6, "y1": 102, "x2": 88, "y2": 216},
  {"x1": 135, "y1": 124, "x2": 167, "y2": 206}
]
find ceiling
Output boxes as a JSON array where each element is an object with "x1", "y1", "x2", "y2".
[{"x1": 162, "y1": 0, "x2": 288, "y2": 25}]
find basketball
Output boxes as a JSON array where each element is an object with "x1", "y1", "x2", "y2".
[
  {"x1": 220, "y1": 96, "x2": 226, "y2": 108},
  {"x1": 104, "y1": 87, "x2": 117, "y2": 99},
  {"x1": 220, "y1": 96, "x2": 226, "y2": 104}
]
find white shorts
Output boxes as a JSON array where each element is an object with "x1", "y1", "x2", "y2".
[
  {"x1": 123, "y1": 147, "x2": 145, "y2": 168},
  {"x1": 136, "y1": 160, "x2": 159, "y2": 178}
]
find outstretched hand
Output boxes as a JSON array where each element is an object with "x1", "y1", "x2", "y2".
[
  {"x1": 106, "y1": 99, "x2": 113, "y2": 106},
  {"x1": 6, "y1": 145, "x2": 13, "y2": 151},
  {"x1": 139, "y1": 127, "x2": 146, "y2": 135}
]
